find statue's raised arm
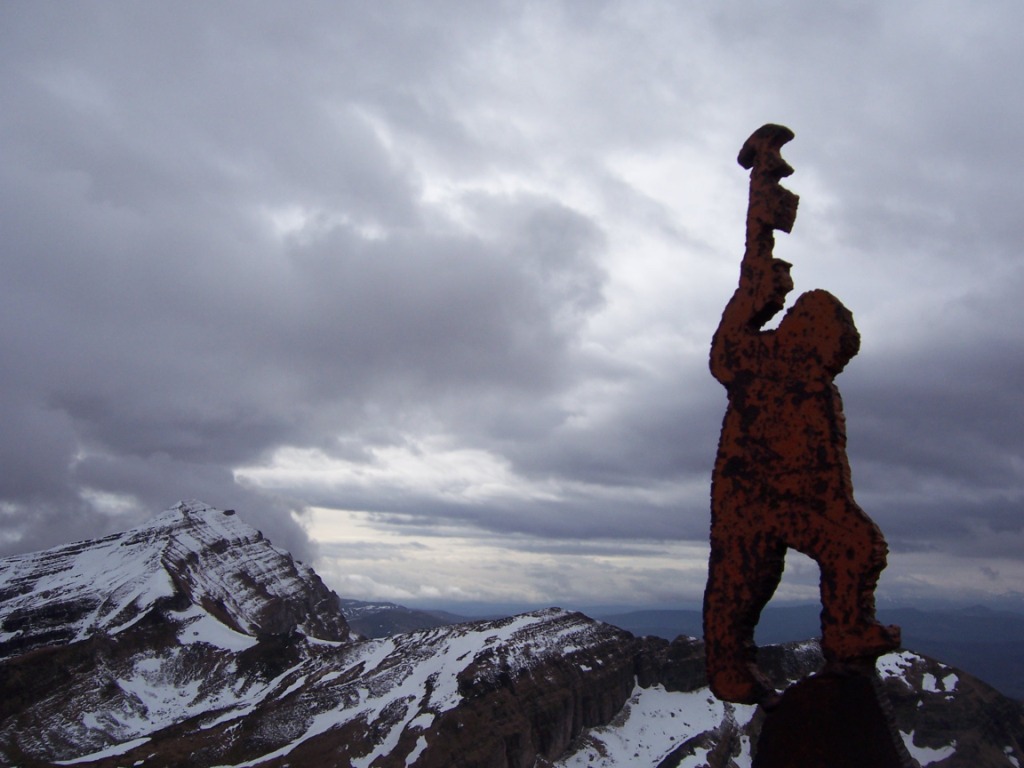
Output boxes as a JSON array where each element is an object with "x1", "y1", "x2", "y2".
[{"x1": 710, "y1": 124, "x2": 799, "y2": 384}]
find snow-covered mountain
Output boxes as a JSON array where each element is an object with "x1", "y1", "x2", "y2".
[
  {"x1": 0, "y1": 500, "x2": 351, "y2": 660},
  {"x1": 1, "y1": 502, "x2": 1021, "y2": 767}
]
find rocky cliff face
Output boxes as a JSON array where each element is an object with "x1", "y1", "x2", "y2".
[{"x1": 1, "y1": 502, "x2": 1022, "y2": 767}]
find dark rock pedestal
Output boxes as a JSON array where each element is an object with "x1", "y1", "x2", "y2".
[{"x1": 753, "y1": 669, "x2": 919, "y2": 768}]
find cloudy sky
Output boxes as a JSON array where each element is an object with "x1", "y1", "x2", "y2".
[{"x1": 2, "y1": 1, "x2": 1022, "y2": 611}]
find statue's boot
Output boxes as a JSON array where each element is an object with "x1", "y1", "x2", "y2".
[
  {"x1": 708, "y1": 658, "x2": 777, "y2": 705},
  {"x1": 822, "y1": 622, "x2": 901, "y2": 663}
]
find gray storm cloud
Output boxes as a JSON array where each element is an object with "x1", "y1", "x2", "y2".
[{"x1": 1, "y1": 1, "x2": 1021, "y2": 606}]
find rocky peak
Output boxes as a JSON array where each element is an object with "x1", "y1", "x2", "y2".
[{"x1": 0, "y1": 500, "x2": 352, "y2": 661}]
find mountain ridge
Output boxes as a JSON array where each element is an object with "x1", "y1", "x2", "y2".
[{"x1": 2, "y1": 501, "x2": 1022, "y2": 767}]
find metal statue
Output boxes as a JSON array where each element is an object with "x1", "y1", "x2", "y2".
[{"x1": 703, "y1": 124, "x2": 900, "y2": 705}]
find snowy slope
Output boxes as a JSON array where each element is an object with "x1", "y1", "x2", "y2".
[
  {"x1": 555, "y1": 684, "x2": 758, "y2": 768},
  {"x1": 4, "y1": 604, "x2": 637, "y2": 766},
  {"x1": 204, "y1": 608, "x2": 628, "y2": 768}
]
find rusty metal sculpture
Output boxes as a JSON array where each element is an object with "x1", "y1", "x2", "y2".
[{"x1": 703, "y1": 124, "x2": 901, "y2": 705}]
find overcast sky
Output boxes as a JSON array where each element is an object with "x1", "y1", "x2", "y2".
[{"x1": 2, "y1": 1, "x2": 1022, "y2": 610}]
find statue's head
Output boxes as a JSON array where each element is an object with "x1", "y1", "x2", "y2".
[{"x1": 780, "y1": 290, "x2": 860, "y2": 374}]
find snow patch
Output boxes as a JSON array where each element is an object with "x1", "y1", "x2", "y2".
[
  {"x1": 54, "y1": 737, "x2": 151, "y2": 765},
  {"x1": 922, "y1": 670, "x2": 958, "y2": 694},
  {"x1": 875, "y1": 650, "x2": 921, "y2": 680},
  {"x1": 901, "y1": 731, "x2": 956, "y2": 766},
  {"x1": 554, "y1": 683, "x2": 757, "y2": 767},
  {"x1": 177, "y1": 605, "x2": 258, "y2": 651},
  {"x1": 405, "y1": 735, "x2": 428, "y2": 765}
]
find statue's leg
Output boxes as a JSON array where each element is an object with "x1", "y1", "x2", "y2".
[
  {"x1": 704, "y1": 529, "x2": 785, "y2": 703},
  {"x1": 793, "y1": 498, "x2": 900, "y2": 662}
]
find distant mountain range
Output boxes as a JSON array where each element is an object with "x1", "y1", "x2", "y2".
[
  {"x1": 338, "y1": 598, "x2": 463, "y2": 639},
  {"x1": 2, "y1": 501, "x2": 1022, "y2": 767}
]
